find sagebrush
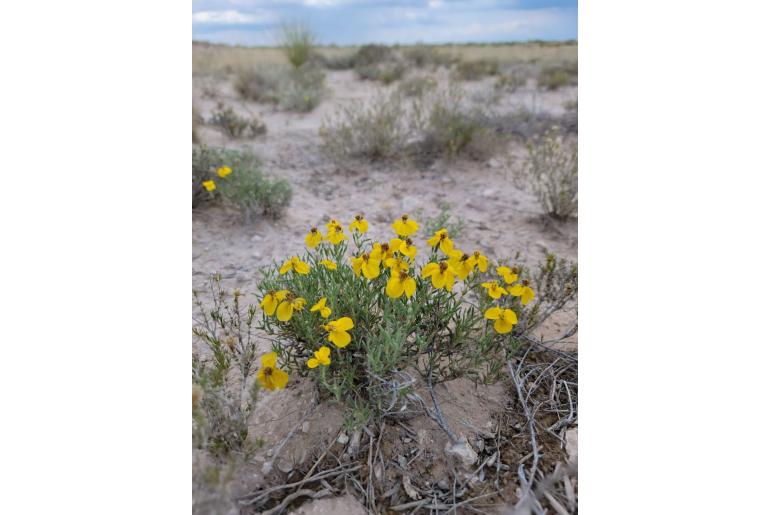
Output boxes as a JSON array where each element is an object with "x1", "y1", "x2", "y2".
[{"x1": 207, "y1": 103, "x2": 266, "y2": 139}]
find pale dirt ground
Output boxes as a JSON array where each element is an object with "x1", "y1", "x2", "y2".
[{"x1": 193, "y1": 57, "x2": 577, "y2": 513}]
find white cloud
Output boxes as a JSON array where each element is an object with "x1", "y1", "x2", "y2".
[
  {"x1": 303, "y1": 0, "x2": 340, "y2": 6},
  {"x1": 191, "y1": 10, "x2": 273, "y2": 25}
]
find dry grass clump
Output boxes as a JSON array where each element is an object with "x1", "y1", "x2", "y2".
[
  {"x1": 207, "y1": 103, "x2": 267, "y2": 139},
  {"x1": 454, "y1": 59, "x2": 499, "y2": 80},
  {"x1": 538, "y1": 61, "x2": 578, "y2": 90},
  {"x1": 319, "y1": 90, "x2": 409, "y2": 163},
  {"x1": 277, "y1": 22, "x2": 316, "y2": 68},
  {"x1": 353, "y1": 44, "x2": 405, "y2": 84},
  {"x1": 235, "y1": 65, "x2": 325, "y2": 112},
  {"x1": 516, "y1": 127, "x2": 578, "y2": 219},
  {"x1": 477, "y1": 107, "x2": 578, "y2": 140},
  {"x1": 321, "y1": 51, "x2": 357, "y2": 70},
  {"x1": 397, "y1": 75, "x2": 438, "y2": 97}
]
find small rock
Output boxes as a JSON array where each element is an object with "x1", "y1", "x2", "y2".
[
  {"x1": 437, "y1": 479, "x2": 450, "y2": 490},
  {"x1": 348, "y1": 430, "x2": 362, "y2": 456},
  {"x1": 277, "y1": 458, "x2": 293, "y2": 474},
  {"x1": 488, "y1": 158, "x2": 502, "y2": 169},
  {"x1": 403, "y1": 437, "x2": 412, "y2": 443},
  {"x1": 402, "y1": 475, "x2": 421, "y2": 500},
  {"x1": 337, "y1": 433, "x2": 349, "y2": 445},
  {"x1": 482, "y1": 188, "x2": 497, "y2": 199},
  {"x1": 252, "y1": 251, "x2": 261, "y2": 258},
  {"x1": 251, "y1": 234, "x2": 263, "y2": 242},
  {"x1": 398, "y1": 455, "x2": 407, "y2": 468},
  {"x1": 301, "y1": 421, "x2": 310, "y2": 433},
  {"x1": 535, "y1": 240, "x2": 549, "y2": 253},
  {"x1": 445, "y1": 437, "x2": 479, "y2": 469},
  {"x1": 374, "y1": 463, "x2": 383, "y2": 481}
]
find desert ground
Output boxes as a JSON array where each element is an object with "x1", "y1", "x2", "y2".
[{"x1": 193, "y1": 41, "x2": 578, "y2": 514}]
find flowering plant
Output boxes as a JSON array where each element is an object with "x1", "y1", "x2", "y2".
[{"x1": 255, "y1": 214, "x2": 577, "y2": 418}]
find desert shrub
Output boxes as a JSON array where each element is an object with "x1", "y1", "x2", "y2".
[
  {"x1": 319, "y1": 91, "x2": 409, "y2": 162},
  {"x1": 494, "y1": 73, "x2": 526, "y2": 92},
  {"x1": 402, "y1": 44, "x2": 455, "y2": 68},
  {"x1": 235, "y1": 66, "x2": 325, "y2": 112},
  {"x1": 251, "y1": 214, "x2": 577, "y2": 421},
  {"x1": 411, "y1": 85, "x2": 503, "y2": 162},
  {"x1": 322, "y1": 52, "x2": 357, "y2": 70},
  {"x1": 454, "y1": 59, "x2": 499, "y2": 81},
  {"x1": 517, "y1": 127, "x2": 578, "y2": 219},
  {"x1": 277, "y1": 23, "x2": 316, "y2": 68},
  {"x1": 356, "y1": 61, "x2": 405, "y2": 84},
  {"x1": 207, "y1": 103, "x2": 267, "y2": 139},
  {"x1": 353, "y1": 44, "x2": 394, "y2": 67},
  {"x1": 191, "y1": 146, "x2": 292, "y2": 220},
  {"x1": 538, "y1": 62, "x2": 578, "y2": 90},
  {"x1": 477, "y1": 107, "x2": 578, "y2": 140},
  {"x1": 193, "y1": 105, "x2": 202, "y2": 143},
  {"x1": 193, "y1": 277, "x2": 265, "y2": 457},
  {"x1": 397, "y1": 75, "x2": 438, "y2": 97},
  {"x1": 563, "y1": 99, "x2": 578, "y2": 112}
]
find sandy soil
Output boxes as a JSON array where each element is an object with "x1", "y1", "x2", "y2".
[{"x1": 192, "y1": 67, "x2": 577, "y2": 513}]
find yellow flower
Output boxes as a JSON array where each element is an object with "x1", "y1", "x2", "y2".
[
  {"x1": 202, "y1": 180, "x2": 216, "y2": 192},
  {"x1": 427, "y1": 228, "x2": 454, "y2": 255},
  {"x1": 276, "y1": 295, "x2": 306, "y2": 322},
  {"x1": 319, "y1": 259, "x2": 337, "y2": 270},
  {"x1": 391, "y1": 237, "x2": 417, "y2": 261},
  {"x1": 469, "y1": 250, "x2": 488, "y2": 272},
  {"x1": 217, "y1": 166, "x2": 232, "y2": 178},
  {"x1": 508, "y1": 280, "x2": 536, "y2": 306},
  {"x1": 260, "y1": 290, "x2": 289, "y2": 316},
  {"x1": 325, "y1": 220, "x2": 347, "y2": 245},
  {"x1": 481, "y1": 281, "x2": 507, "y2": 300},
  {"x1": 497, "y1": 266, "x2": 519, "y2": 284},
  {"x1": 484, "y1": 306, "x2": 518, "y2": 334},
  {"x1": 392, "y1": 214, "x2": 419, "y2": 237},
  {"x1": 421, "y1": 261, "x2": 456, "y2": 291},
  {"x1": 384, "y1": 255, "x2": 409, "y2": 272},
  {"x1": 349, "y1": 214, "x2": 369, "y2": 233},
  {"x1": 310, "y1": 297, "x2": 332, "y2": 318},
  {"x1": 324, "y1": 317, "x2": 354, "y2": 348},
  {"x1": 307, "y1": 346, "x2": 331, "y2": 368},
  {"x1": 279, "y1": 256, "x2": 311, "y2": 275},
  {"x1": 351, "y1": 253, "x2": 381, "y2": 280},
  {"x1": 305, "y1": 227, "x2": 323, "y2": 248},
  {"x1": 448, "y1": 250, "x2": 474, "y2": 280},
  {"x1": 386, "y1": 270, "x2": 417, "y2": 299},
  {"x1": 256, "y1": 352, "x2": 289, "y2": 390}
]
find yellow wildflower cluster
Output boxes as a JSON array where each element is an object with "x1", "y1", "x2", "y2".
[
  {"x1": 202, "y1": 166, "x2": 232, "y2": 192},
  {"x1": 257, "y1": 213, "x2": 537, "y2": 389}
]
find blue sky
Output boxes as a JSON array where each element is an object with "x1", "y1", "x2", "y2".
[{"x1": 192, "y1": 1, "x2": 577, "y2": 46}]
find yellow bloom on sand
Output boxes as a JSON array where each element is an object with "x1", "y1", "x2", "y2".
[
  {"x1": 202, "y1": 180, "x2": 216, "y2": 192},
  {"x1": 392, "y1": 214, "x2": 419, "y2": 237},
  {"x1": 305, "y1": 227, "x2": 323, "y2": 248},
  {"x1": 307, "y1": 346, "x2": 331, "y2": 368},
  {"x1": 351, "y1": 253, "x2": 381, "y2": 280},
  {"x1": 310, "y1": 297, "x2": 332, "y2": 318},
  {"x1": 469, "y1": 251, "x2": 488, "y2": 272},
  {"x1": 421, "y1": 261, "x2": 456, "y2": 291},
  {"x1": 256, "y1": 352, "x2": 289, "y2": 390},
  {"x1": 386, "y1": 270, "x2": 417, "y2": 299},
  {"x1": 349, "y1": 214, "x2": 369, "y2": 233},
  {"x1": 391, "y1": 237, "x2": 417, "y2": 261},
  {"x1": 324, "y1": 317, "x2": 355, "y2": 348},
  {"x1": 260, "y1": 290, "x2": 289, "y2": 316},
  {"x1": 217, "y1": 166, "x2": 232, "y2": 178},
  {"x1": 496, "y1": 266, "x2": 519, "y2": 285},
  {"x1": 279, "y1": 256, "x2": 311, "y2": 275},
  {"x1": 448, "y1": 250, "x2": 474, "y2": 280},
  {"x1": 325, "y1": 220, "x2": 347, "y2": 245},
  {"x1": 427, "y1": 228, "x2": 454, "y2": 255},
  {"x1": 484, "y1": 306, "x2": 518, "y2": 334},
  {"x1": 276, "y1": 295, "x2": 306, "y2": 322},
  {"x1": 508, "y1": 280, "x2": 536, "y2": 306},
  {"x1": 319, "y1": 259, "x2": 337, "y2": 270},
  {"x1": 481, "y1": 281, "x2": 507, "y2": 300}
]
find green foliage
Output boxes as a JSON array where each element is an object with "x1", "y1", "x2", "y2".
[
  {"x1": 356, "y1": 61, "x2": 405, "y2": 84},
  {"x1": 353, "y1": 44, "x2": 394, "y2": 67},
  {"x1": 494, "y1": 73, "x2": 526, "y2": 92},
  {"x1": 192, "y1": 146, "x2": 292, "y2": 220},
  {"x1": 517, "y1": 127, "x2": 578, "y2": 219},
  {"x1": 402, "y1": 44, "x2": 456, "y2": 68},
  {"x1": 277, "y1": 23, "x2": 316, "y2": 68},
  {"x1": 538, "y1": 62, "x2": 578, "y2": 90},
  {"x1": 418, "y1": 202, "x2": 466, "y2": 239},
  {"x1": 207, "y1": 103, "x2": 266, "y2": 139},
  {"x1": 454, "y1": 59, "x2": 499, "y2": 80}
]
